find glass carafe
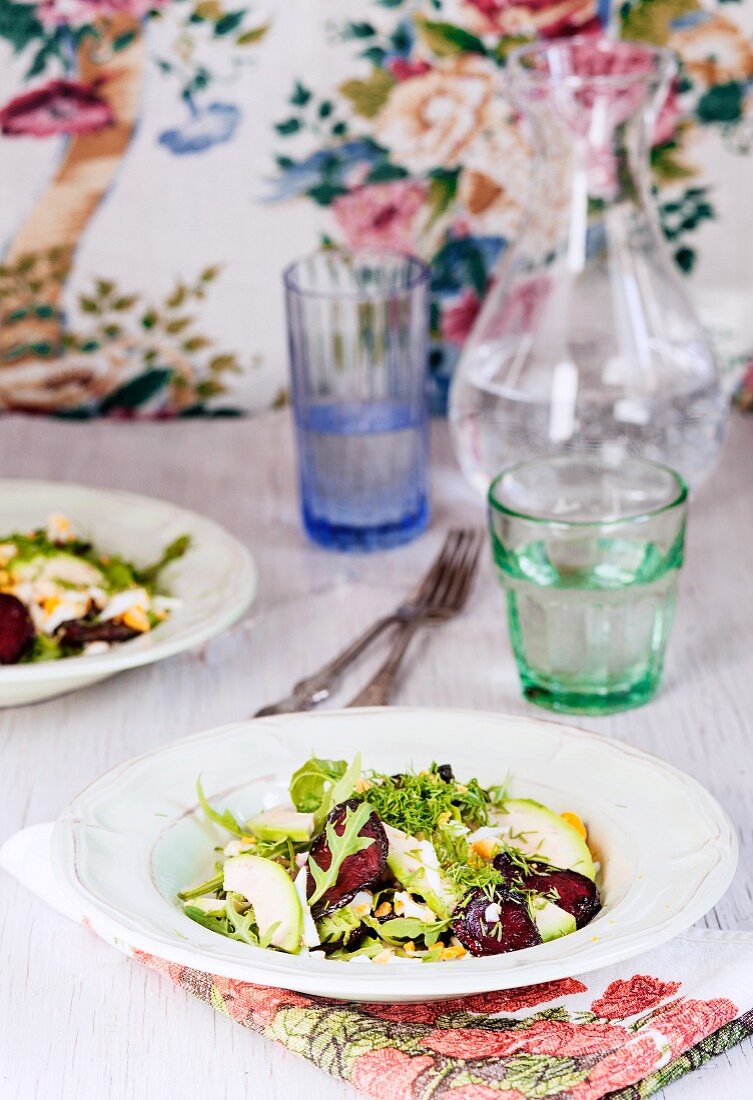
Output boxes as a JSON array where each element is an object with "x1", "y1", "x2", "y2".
[{"x1": 449, "y1": 36, "x2": 728, "y2": 494}]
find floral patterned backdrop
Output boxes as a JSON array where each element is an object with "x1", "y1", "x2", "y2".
[{"x1": 0, "y1": 0, "x2": 751, "y2": 416}]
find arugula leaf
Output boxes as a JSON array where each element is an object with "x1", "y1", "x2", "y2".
[
  {"x1": 196, "y1": 775, "x2": 245, "y2": 837},
  {"x1": 178, "y1": 871, "x2": 224, "y2": 900},
  {"x1": 184, "y1": 899, "x2": 260, "y2": 946},
  {"x1": 314, "y1": 752, "x2": 362, "y2": 829},
  {"x1": 289, "y1": 756, "x2": 347, "y2": 813},
  {"x1": 137, "y1": 534, "x2": 191, "y2": 586},
  {"x1": 324, "y1": 935, "x2": 385, "y2": 961},
  {"x1": 316, "y1": 906, "x2": 362, "y2": 945},
  {"x1": 307, "y1": 800, "x2": 375, "y2": 907},
  {"x1": 363, "y1": 914, "x2": 451, "y2": 948},
  {"x1": 259, "y1": 920, "x2": 282, "y2": 949}
]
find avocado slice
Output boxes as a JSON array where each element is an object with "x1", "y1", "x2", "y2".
[
  {"x1": 530, "y1": 895, "x2": 577, "y2": 942},
  {"x1": 223, "y1": 854, "x2": 303, "y2": 953},
  {"x1": 245, "y1": 806, "x2": 315, "y2": 843},
  {"x1": 384, "y1": 823, "x2": 461, "y2": 920},
  {"x1": 492, "y1": 799, "x2": 595, "y2": 881}
]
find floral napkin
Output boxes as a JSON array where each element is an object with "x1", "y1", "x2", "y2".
[{"x1": 3, "y1": 824, "x2": 753, "y2": 1100}]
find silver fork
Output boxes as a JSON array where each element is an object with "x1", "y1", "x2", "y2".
[
  {"x1": 253, "y1": 528, "x2": 481, "y2": 717},
  {"x1": 347, "y1": 528, "x2": 483, "y2": 708}
]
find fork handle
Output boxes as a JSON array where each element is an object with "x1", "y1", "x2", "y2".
[
  {"x1": 346, "y1": 615, "x2": 426, "y2": 708},
  {"x1": 254, "y1": 610, "x2": 410, "y2": 717}
]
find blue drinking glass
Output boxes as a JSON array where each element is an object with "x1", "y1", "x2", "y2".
[{"x1": 284, "y1": 249, "x2": 431, "y2": 551}]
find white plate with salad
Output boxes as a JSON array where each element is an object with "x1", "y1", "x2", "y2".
[
  {"x1": 0, "y1": 480, "x2": 256, "y2": 706},
  {"x1": 51, "y1": 708, "x2": 736, "y2": 1001}
]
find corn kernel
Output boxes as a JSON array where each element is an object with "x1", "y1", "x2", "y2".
[
  {"x1": 561, "y1": 812, "x2": 587, "y2": 839},
  {"x1": 122, "y1": 607, "x2": 151, "y2": 633},
  {"x1": 403, "y1": 941, "x2": 416, "y2": 956},
  {"x1": 42, "y1": 596, "x2": 60, "y2": 615},
  {"x1": 374, "y1": 901, "x2": 392, "y2": 918},
  {"x1": 354, "y1": 778, "x2": 372, "y2": 794}
]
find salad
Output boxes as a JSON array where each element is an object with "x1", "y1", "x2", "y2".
[
  {"x1": 0, "y1": 514, "x2": 189, "y2": 664},
  {"x1": 180, "y1": 755, "x2": 601, "y2": 963}
]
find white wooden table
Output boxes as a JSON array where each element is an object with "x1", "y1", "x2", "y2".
[{"x1": 1, "y1": 410, "x2": 752, "y2": 1100}]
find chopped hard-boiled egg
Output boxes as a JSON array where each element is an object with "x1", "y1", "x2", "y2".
[
  {"x1": 46, "y1": 513, "x2": 74, "y2": 543},
  {"x1": 99, "y1": 587, "x2": 150, "y2": 623},
  {"x1": 293, "y1": 867, "x2": 321, "y2": 948},
  {"x1": 560, "y1": 812, "x2": 588, "y2": 840},
  {"x1": 393, "y1": 891, "x2": 435, "y2": 922},
  {"x1": 123, "y1": 606, "x2": 151, "y2": 633},
  {"x1": 346, "y1": 890, "x2": 374, "y2": 919}
]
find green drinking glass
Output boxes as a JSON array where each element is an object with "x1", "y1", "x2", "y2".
[{"x1": 488, "y1": 455, "x2": 688, "y2": 715}]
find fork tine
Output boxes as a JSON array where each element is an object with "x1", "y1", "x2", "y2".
[
  {"x1": 413, "y1": 528, "x2": 465, "y2": 609},
  {"x1": 449, "y1": 530, "x2": 483, "y2": 610},
  {"x1": 427, "y1": 528, "x2": 477, "y2": 609},
  {"x1": 433, "y1": 529, "x2": 483, "y2": 612}
]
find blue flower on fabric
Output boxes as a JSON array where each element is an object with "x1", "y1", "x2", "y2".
[
  {"x1": 159, "y1": 102, "x2": 240, "y2": 155},
  {"x1": 267, "y1": 139, "x2": 384, "y2": 201}
]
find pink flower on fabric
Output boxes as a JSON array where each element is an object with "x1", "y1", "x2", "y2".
[
  {"x1": 350, "y1": 1048, "x2": 435, "y2": 1098},
  {"x1": 332, "y1": 180, "x2": 426, "y2": 252},
  {"x1": 592, "y1": 975, "x2": 682, "y2": 1020},
  {"x1": 570, "y1": 1032, "x2": 665, "y2": 1100},
  {"x1": 463, "y1": 0, "x2": 599, "y2": 39},
  {"x1": 0, "y1": 80, "x2": 113, "y2": 137},
  {"x1": 26, "y1": 0, "x2": 165, "y2": 29},
  {"x1": 652, "y1": 87, "x2": 681, "y2": 147},
  {"x1": 425, "y1": 1019, "x2": 627, "y2": 1059},
  {"x1": 441, "y1": 290, "x2": 482, "y2": 346},
  {"x1": 358, "y1": 978, "x2": 588, "y2": 1025},
  {"x1": 445, "y1": 1087, "x2": 527, "y2": 1100},
  {"x1": 388, "y1": 58, "x2": 432, "y2": 81},
  {"x1": 651, "y1": 997, "x2": 738, "y2": 1058},
  {"x1": 211, "y1": 976, "x2": 319, "y2": 1028}
]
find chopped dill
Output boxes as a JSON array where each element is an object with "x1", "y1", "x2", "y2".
[{"x1": 358, "y1": 762, "x2": 492, "y2": 837}]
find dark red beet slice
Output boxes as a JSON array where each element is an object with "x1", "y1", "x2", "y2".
[
  {"x1": 57, "y1": 620, "x2": 140, "y2": 648},
  {"x1": 307, "y1": 798, "x2": 387, "y2": 919},
  {"x1": 494, "y1": 853, "x2": 601, "y2": 930},
  {"x1": 453, "y1": 886, "x2": 542, "y2": 956},
  {"x1": 0, "y1": 593, "x2": 35, "y2": 664}
]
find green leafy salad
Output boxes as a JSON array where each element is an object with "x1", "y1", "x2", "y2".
[
  {"x1": 0, "y1": 513, "x2": 189, "y2": 665},
  {"x1": 179, "y1": 754, "x2": 601, "y2": 963}
]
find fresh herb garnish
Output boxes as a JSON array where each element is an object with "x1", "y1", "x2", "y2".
[
  {"x1": 178, "y1": 870, "x2": 224, "y2": 901},
  {"x1": 358, "y1": 763, "x2": 492, "y2": 837},
  {"x1": 196, "y1": 775, "x2": 245, "y2": 837},
  {"x1": 307, "y1": 799, "x2": 375, "y2": 907},
  {"x1": 137, "y1": 534, "x2": 191, "y2": 587},
  {"x1": 289, "y1": 756, "x2": 347, "y2": 813}
]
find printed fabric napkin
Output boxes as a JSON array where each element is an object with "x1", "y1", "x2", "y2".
[{"x1": 3, "y1": 824, "x2": 753, "y2": 1100}]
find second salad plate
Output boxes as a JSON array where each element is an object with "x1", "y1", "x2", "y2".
[{"x1": 0, "y1": 480, "x2": 256, "y2": 705}]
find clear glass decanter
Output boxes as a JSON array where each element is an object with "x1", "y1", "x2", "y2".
[{"x1": 449, "y1": 36, "x2": 728, "y2": 494}]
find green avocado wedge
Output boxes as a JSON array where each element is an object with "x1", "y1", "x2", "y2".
[
  {"x1": 223, "y1": 854, "x2": 303, "y2": 953},
  {"x1": 493, "y1": 798, "x2": 596, "y2": 881}
]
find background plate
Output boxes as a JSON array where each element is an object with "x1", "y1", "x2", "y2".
[{"x1": 0, "y1": 480, "x2": 256, "y2": 705}]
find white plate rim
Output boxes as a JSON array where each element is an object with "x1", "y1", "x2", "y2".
[
  {"x1": 51, "y1": 707, "x2": 738, "y2": 1001},
  {"x1": 0, "y1": 479, "x2": 257, "y2": 682}
]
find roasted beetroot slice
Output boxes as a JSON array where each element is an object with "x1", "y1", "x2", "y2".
[
  {"x1": 306, "y1": 798, "x2": 387, "y2": 919},
  {"x1": 493, "y1": 854, "x2": 601, "y2": 930},
  {"x1": 57, "y1": 620, "x2": 140, "y2": 648},
  {"x1": 524, "y1": 862, "x2": 601, "y2": 929},
  {"x1": 453, "y1": 887, "x2": 542, "y2": 956},
  {"x1": 0, "y1": 594, "x2": 35, "y2": 664}
]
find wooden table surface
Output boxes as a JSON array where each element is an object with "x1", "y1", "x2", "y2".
[{"x1": 1, "y1": 410, "x2": 752, "y2": 1100}]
